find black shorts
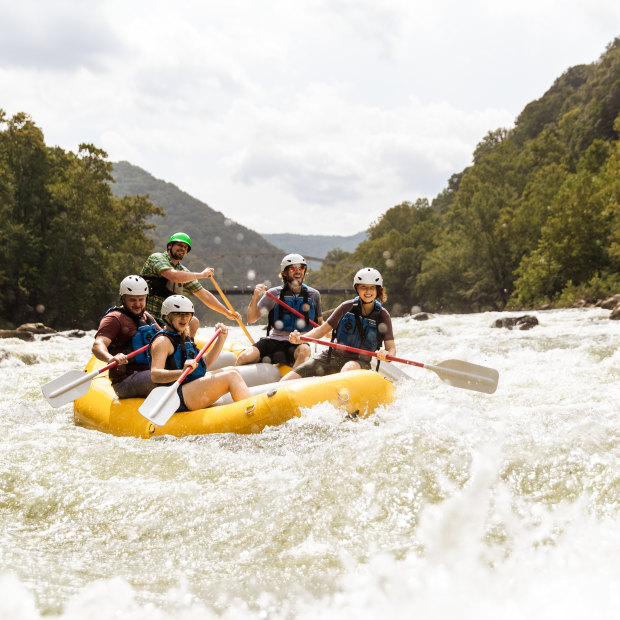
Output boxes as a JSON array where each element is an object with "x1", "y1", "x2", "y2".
[
  {"x1": 254, "y1": 337, "x2": 304, "y2": 366},
  {"x1": 294, "y1": 350, "x2": 372, "y2": 378}
]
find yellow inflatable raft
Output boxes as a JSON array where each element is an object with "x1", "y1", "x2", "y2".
[{"x1": 73, "y1": 345, "x2": 395, "y2": 438}]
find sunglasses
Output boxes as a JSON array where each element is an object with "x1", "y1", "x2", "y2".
[{"x1": 288, "y1": 264, "x2": 306, "y2": 271}]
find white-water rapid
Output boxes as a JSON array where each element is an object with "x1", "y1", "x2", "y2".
[{"x1": 1, "y1": 308, "x2": 619, "y2": 619}]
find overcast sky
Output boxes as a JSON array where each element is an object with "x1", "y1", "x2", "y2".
[{"x1": 1, "y1": 1, "x2": 619, "y2": 235}]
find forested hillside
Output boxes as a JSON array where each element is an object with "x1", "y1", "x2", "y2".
[
  {"x1": 111, "y1": 161, "x2": 284, "y2": 290},
  {"x1": 312, "y1": 38, "x2": 620, "y2": 314},
  {"x1": 0, "y1": 113, "x2": 162, "y2": 329},
  {"x1": 3, "y1": 38, "x2": 619, "y2": 329}
]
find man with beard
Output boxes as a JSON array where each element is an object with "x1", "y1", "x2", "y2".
[
  {"x1": 140, "y1": 232, "x2": 240, "y2": 337},
  {"x1": 235, "y1": 253, "x2": 323, "y2": 369},
  {"x1": 92, "y1": 275, "x2": 161, "y2": 399}
]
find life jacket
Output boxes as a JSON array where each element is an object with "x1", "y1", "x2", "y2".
[
  {"x1": 333, "y1": 297, "x2": 384, "y2": 353},
  {"x1": 142, "y1": 274, "x2": 177, "y2": 299},
  {"x1": 147, "y1": 329, "x2": 207, "y2": 385},
  {"x1": 104, "y1": 306, "x2": 159, "y2": 365},
  {"x1": 266, "y1": 284, "x2": 317, "y2": 335}
]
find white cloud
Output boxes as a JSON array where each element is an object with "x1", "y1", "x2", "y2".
[{"x1": 1, "y1": 0, "x2": 619, "y2": 234}]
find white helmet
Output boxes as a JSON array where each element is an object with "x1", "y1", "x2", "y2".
[
  {"x1": 161, "y1": 295, "x2": 195, "y2": 318},
  {"x1": 119, "y1": 275, "x2": 149, "y2": 296},
  {"x1": 353, "y1": 267, "x2": 383, "y2": 287},
  {"x1": 280, "y1": 253, "x2": 307, "y2": 272}
]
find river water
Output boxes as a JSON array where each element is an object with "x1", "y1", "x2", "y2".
[{"x1": 0, "y1": 308, "x2": 618, "y2": 619}]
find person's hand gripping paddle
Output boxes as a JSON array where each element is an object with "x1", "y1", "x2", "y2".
[{"x1": 42, "y1": 344, "x2": 150, "y2": 408}]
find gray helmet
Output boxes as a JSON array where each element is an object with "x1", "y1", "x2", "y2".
[
  {"x1": 353, "y1": 267, "x2": 383, "y2": 287},
  {"x1": 161, "y1": 295, "x2": 195, "y2": 318},
  {"x1": 119, "y1": 275, "x2": 149, "y2": 296}
]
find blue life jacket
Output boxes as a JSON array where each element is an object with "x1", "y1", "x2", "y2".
[
  {"x1": 104, "y1": 306, "x2": 159, "y2": 365},
  {"x1": 147, "y1": 329, "x2": 207, "y2": 385},
  {"x1": 267, "y1": 284, "x2": 316, "y2": 334},
  {"x1": 334, "y1": 297, "x2": 383, "y2": 352}
]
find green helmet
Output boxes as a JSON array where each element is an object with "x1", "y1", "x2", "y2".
[{"x1": 167, "y1": 232, "x2": 192, "y2": 252}]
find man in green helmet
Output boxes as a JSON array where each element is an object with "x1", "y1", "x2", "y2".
[{"x1": 141, "y1": 232, "x2": 240, "y2": 337}]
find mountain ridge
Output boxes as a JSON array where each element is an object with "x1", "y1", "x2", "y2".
[{"x1": 111, "y1": 161, "x2": 366, "y2": 274}]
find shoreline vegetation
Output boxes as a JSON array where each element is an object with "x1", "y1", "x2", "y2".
[
  {"x1": 2, "y1": 296, "x2": 619, "y2": 343},
  {"x1": 2, "y1": 39, "x2": 620, "y2": 331}
]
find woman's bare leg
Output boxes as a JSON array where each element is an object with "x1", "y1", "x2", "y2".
[{"x1": 182, "y1": 368, "x2": 251, "y2": 410}]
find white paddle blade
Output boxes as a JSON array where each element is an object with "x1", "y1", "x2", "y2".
[
  {"x1": 376, "y1": 361, "x2": 413, "y2": 383},
  {"x1": 138, "y1": 385, "x2": 180, "y2": 426},
  {"x1": 41, "y1": 370, "x2": 95, "y2": 408},
  {"x1": 431, "y1": 359, "x2": 499, "y2": 394}
]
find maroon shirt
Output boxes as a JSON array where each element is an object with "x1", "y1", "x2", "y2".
[{"x1": 95, "y1": 309, "x2": 159, "y2": 384}]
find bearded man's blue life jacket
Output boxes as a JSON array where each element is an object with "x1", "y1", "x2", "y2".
[{"x1": 267, "y1": 284, "x2": 317, "y2": 334}]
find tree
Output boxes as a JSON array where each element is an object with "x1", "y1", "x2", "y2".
[{"x1": 0, "y1": 112, "x2": 163, "y2": 329}]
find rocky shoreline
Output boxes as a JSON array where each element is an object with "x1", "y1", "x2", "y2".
[
  {"x1": 0, "y1": 323, "x2": 87, "y2": 341},
  {"x1": 2, "y1": 296, "x2": 619, "y2": 340}
]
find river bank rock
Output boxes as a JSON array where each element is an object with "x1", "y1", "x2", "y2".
[
  {"x1": 598, "y1": 294, "x2": 620, "y2": 310},
  {"x1": 0, "y1": 322, "x2": 86, "y2": 340},
  {"x1": 17, "y1": 322, "x2": 57, "y2": 334},
  {"x1": 492, "y1": 315, "x2": 539, "y2": 330},
  {"x1": 0, "y1": 329, "x2": 35, "y2": 341},
  {"x1": 610, "y1": 305, "x2": 620, "y2": 320},
  {"x1": 0, "y1": 322, "x2": 55, "y2": 340}
]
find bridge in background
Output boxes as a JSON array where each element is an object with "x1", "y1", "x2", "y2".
[{"x1": 205, "y1": 253, "x2": 362, "y2": 294}]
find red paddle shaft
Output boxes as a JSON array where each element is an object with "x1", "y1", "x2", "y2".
[
  {"x1": 176, "y1": 329, "x2": 222, "y2": 384},
  {"x1": 98, "y1": 343, "x2": 150, "y2": 373},
  {"x1": 300, "y1": 335, "x2": 417, "y2": 366},
  {"x1": 265, "y1": 290, "x2": 320, "y2": 328}
]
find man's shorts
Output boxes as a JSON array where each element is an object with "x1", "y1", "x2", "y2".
[
  {"x1": 293, "y1": 350, "x2": 372, "y2": 378},
  {"x1": 253, "y1": 337, "x2": 306, "y2": 366},
  {"x1": 112, "y1": 370, "x2": 157, "y2": 399}
]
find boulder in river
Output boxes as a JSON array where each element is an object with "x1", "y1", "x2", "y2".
[
  {"x1": 609, "y1": 304, "x2": 620, "y2": 320},
  {"x1": 412, "y1": 312, "x2": 432, "y2": 321},
  {"x1": 492, "y1": 315, "x2": 539, "y2": 330}
]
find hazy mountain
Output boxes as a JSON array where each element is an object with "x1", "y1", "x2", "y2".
[
  {"x1": 110, "y1": 161, "x2": 285, "y2": 289},
  {"x1": 111, "y1": 161, "x2": 366, "y2": 276},
  {"x1": 261, "y1": 232, "x2": 366, "y2": 268}
]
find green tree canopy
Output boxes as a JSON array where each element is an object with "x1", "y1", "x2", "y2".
[{"x1": 0, "y1": 112, "x2": 163, "y2": 329}]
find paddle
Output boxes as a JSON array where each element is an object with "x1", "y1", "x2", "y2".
[
  {"x1": 211, "y1": 276, "x2": 254, "y2": 345},
  {"x1": 299, "y1": 336, "x2": 499, "y2": 394},
  {"x1": 265, "y1": 290, "x2": 320, "y2": 328},
  {"x1": 42, "y1": 344, "x2": 150, "y2": 408},
  {"x1": 267, "y1": 292, "x2": 416, "y2": 384},
  {"x1": 266, "y1": 289, "x2": 496, "y2": 391},
  {"x1": 138, "y1": 329, "x2": 222, "y2": 426}
]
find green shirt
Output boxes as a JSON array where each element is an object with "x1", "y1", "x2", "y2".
[{"x1": 141, "y1": 252, "x2": 203, "y2": 320}]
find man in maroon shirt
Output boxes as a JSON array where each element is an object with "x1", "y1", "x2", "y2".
[{"x1": 92, "y1": 275, "x2": 161, "y2": 399}]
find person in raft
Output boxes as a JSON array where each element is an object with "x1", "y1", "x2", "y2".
[
  {"x1": 282, "y1": 267, "x2": 396, "y2": 381},
  {"x1": 147, "y1": 295, "x2": 251, "y2": 412},
  {"x1": 235, "y1": 253, "x2": 324, "y2": 369},
  {"x1": 140, "y1": 231, "x2": 240, "y2": 338},
  {"x1": 92, "y1": 275, "x2": 161, "y2": 399}
]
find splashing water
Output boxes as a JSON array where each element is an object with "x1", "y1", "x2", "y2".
[{"x1": 0, "y1": 309, "x2": 618, "y2": 619}]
